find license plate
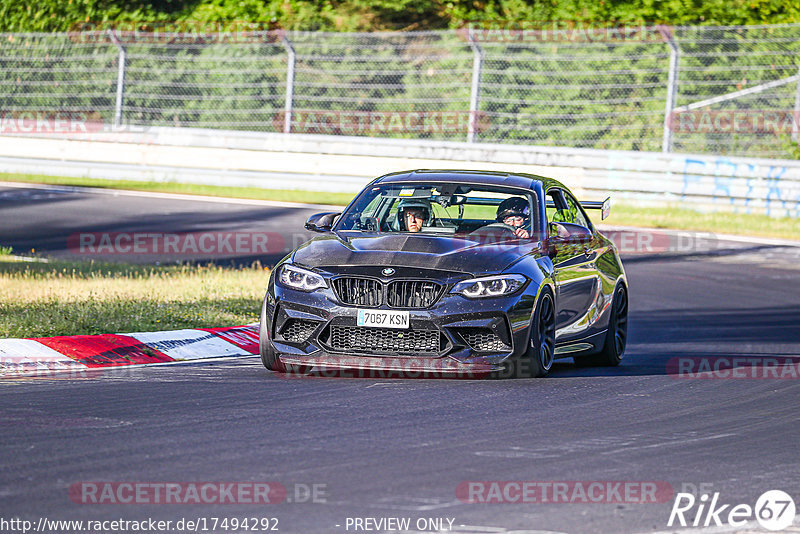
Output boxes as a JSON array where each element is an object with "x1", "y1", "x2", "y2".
[{"x1": 357, "y1": 309, "x2": 410, "y2": 329}]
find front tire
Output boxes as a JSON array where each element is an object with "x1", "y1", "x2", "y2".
[
  {"x1": 507, "y1": 288, "x2": 556, "y2": 378},
  {"x1": 575, "y1": 283, "x2": 628, "y2": 367},
  {"x1": 259, "y1": 305, "x2": 285, "y2": 372}
]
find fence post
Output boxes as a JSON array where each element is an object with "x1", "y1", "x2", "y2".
[
  {"x1": 660, "y1": 26, "x2": 680, "y2": 153},
  {"x1": 281, "y1": 35, "x2": 296, "y2": 134},
  {"x1": 108, "y1": 30, "x2": 126, "y2": 129},
  {"x1": 793, "y1": 66, "x2": 800, "y2": 143},
  {"x1": 467, "y1": 27, "x2": 484, "y2": 143}
]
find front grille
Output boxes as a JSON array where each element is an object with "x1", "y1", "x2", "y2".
[
  {"x1": 387, "y1": 280, "x2": 443, "y2": 308},
  {"x1": 460, "y1": 328, "x2": 511, "y2": 352},
  {"x1": 332, "y1": 277, "x2": 444, "y2": 308},
  {"x1": 279, "y1": 319, "x2": 318, "y2": 343},
  {"x1": 332, "y1": 277, "x2": 382, "y2": 307},
  {"x1": 329, "y1": 325, "x2": 441, "y2": 355}
]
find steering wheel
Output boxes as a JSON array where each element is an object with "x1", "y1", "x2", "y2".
[
  {"x1": 469, "y1": 222, "x2": 519, "y2": 237},
  {"x1": 361, "y1": 216, "x2": 381, "y2": 232}
]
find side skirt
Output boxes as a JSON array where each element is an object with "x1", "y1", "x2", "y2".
[{"x1": 554, "y1": 329, "x2": 607, "y2": 359}]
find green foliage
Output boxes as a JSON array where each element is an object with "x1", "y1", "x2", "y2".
[
  {"x1": 1, "y1": 3, "x2": 798, "y2": 157},
  {"x1": 1, "y1": 0, "x2": 799, "y2": 33}
]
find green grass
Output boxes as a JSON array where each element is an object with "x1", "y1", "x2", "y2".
[
  {"x1": 1, "y1": 172, "x2": 357, "y2": 206},
  {"x1": 3, "y1": 172, "x2": 798, "y2": 240},
  {"x1": 606, "y1": 204, "x2": 800, "y2": 241},
  {"x1": 0, "y1": 256, "x2": 268, "y2": 338}
]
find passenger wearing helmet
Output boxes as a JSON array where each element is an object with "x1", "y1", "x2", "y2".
[
  {"x1": 396, "y1": 199, "x2": 432, "y2": 232},
  {"x1": 496, "y1": 197, "x2": 531, "y2": 238}
]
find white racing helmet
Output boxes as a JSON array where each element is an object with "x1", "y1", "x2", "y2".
[{"x1": 396, "y1": 198, "x2": 432, "y2": 230}]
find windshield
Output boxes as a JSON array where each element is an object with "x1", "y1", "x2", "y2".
[{"x1": 334, "y1": 182, "x2": 540, "y2": 237}]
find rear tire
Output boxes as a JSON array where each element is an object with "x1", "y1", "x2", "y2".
[
  {"x1": 574, "y1": 284, "x2": 628, "y2": 367},
  {"x1": 507, "y1": 288, "x2": 556, "y2": 378}
]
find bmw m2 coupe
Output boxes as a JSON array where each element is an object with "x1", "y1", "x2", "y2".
[{"x1": 259, "y1": 170, "x2": 628, "y2": 378}]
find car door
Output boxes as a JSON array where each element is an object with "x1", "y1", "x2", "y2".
[{"x1": 546, "y1": 187, "x2": 602, "y2": 342}]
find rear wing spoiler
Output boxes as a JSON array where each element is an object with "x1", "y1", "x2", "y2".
[
  {"x1": 580, "y1": 197, "x2": 612, "y2": 220},
  {"x1": 546, "y1": 196, "x2": 611, "y2": 220}
]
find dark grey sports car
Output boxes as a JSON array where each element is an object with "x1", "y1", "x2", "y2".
[{"x1": 259, "y1": 170, "x2": 627, "y2": 378}]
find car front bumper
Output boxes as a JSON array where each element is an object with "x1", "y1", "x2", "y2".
[{"x1": 262, "y1": 276, "x2": 539, "y2": 374}]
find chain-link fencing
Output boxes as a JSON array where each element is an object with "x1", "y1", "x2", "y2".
[{"x1": 1, "y1": 25, "x2": 799, "y2": 158}]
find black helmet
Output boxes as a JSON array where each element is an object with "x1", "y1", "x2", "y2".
[
  {"x1": 397, "y1": 199, "x2": 432, "y2": 230},
  {"x1": 496, "y1": 197, "x2": 530, "y2": 222}
]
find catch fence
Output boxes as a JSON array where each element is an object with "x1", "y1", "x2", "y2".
[{"x1": 1, "y1": 25, "x2": 799, "y2": 158}]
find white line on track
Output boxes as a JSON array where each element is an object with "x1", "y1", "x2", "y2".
[
  {"x1": 0, "y1": 180, "x2": 346, "y2": 210},
  {"x1": 599, "y1": 224, "x2": 800, "y2": 248}
]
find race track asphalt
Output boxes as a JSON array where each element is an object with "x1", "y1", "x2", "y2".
[{"x1": 1, "y1": 183, "x2": 800, "y2": 533}]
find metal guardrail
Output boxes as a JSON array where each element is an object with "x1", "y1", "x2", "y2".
[
  {"x1": 1, "y1": 128, "x2": 798, "y2": 217},
  {"x1": 1, "y1": 26, "x2": 799, "y2": 159}
]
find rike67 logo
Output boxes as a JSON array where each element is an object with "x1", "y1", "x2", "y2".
[{"x1": 668, "y1": 490, "x2": 796, "y2": 531}]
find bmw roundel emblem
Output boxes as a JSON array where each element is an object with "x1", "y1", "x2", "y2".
[{"x1": 382, "y1": 268, "x2": 395, "y2": 276}]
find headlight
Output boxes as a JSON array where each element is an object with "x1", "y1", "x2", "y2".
[
  {"x1": 451, "y1": 274, "x2": 527, "y2": 298},
  {"x1": 277, "y1": 264, "x2": 327, "y2": 291}
]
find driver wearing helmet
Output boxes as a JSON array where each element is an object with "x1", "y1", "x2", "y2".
[
  {"x1": 496, "y1": 197, "x2": 531, "y2": 238},
  {"x1": 396, "y1": 199, "x2": 432, "y2": 233}
]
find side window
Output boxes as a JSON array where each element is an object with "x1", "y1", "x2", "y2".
[
  {"x1": 562, "y1": 191, "x2": 591, "y2": 230},
  {"x1": 545, "y1": 189, "x2": 569, "y2": 224}
]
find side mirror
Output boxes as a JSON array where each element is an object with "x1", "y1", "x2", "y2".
[
  {"x1": 547, "y1": 222, "x2": 592, "y2": 257},
  {"x1": 305, "y1": 212, "x2": 341, "y2": 233},
  {"x1": 548, "y1": 222, "x2": 570, "y2": 240},
  {"x1": 547, "y1": 222, "x2": 569, "y2": 258}
]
